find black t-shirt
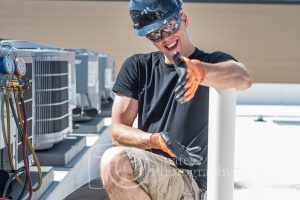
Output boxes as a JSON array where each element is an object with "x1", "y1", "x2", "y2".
[{"x1": 112, "y1": 48, "x2": 235, "y2": 190}]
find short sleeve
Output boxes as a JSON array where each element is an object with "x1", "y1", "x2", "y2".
[
  {"x1": 204, "y1": 51, "x2": 237, "y2": 64},
  {"x1": 112, "y1": 56, "x2": 139, "y2": 100}
]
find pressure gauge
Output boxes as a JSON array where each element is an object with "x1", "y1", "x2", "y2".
[
  {"x1": 0, "y1": 56, "x2": 15, "y2": 75},
  {"x1": 14, "y1": 57, "x2": 27, "y2": 77}
]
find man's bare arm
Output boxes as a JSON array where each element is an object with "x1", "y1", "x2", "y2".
[
  {"x1": 201, "y1": 60, "x2": 252, "y2": 90},
  {"x1": 111, "y1": 94, "x2": 160, "y2": 149},
  {"x1": 174, "y1": 57, "x2": 253, "y2": 103}
]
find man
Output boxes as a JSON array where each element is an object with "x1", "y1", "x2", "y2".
[{"x1": 100, "y1": 0, "x2": 252, "y2": 199}]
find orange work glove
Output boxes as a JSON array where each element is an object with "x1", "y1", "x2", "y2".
[
  {"x1": 173, "y1": 52, "x2": 206, "y2": 103},
  {"x1": 150, "y1": 132, "x2": 203, "y2": 166},
  {"x1": 158, "y1": 135, "x2": 176, "y2": 157},
  {"x1": 150, "y1": 133, "x2": 176, "y2": 158}
]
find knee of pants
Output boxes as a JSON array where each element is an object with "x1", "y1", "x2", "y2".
[{"x1": 100, "y1": 147, "x2": 131, "y2": 180}]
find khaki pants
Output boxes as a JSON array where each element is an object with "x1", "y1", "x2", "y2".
[{"x1": 125, "y1": 147, "x2": 206, "y2": 200}]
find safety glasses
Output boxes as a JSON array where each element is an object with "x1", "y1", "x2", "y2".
[{"x1": 146, "y1": 15, "x2": 181, "y2": 43}]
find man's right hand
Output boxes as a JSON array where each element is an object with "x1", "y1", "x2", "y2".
[
  {"x1": 150, "y1": 131, "x2": 203, "y2": 166},
  {"x1": 150, "y1": 133, "x2": 176, "y2": 157}
]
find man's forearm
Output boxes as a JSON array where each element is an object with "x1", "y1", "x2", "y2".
[
  {"x1": 174, "y1": 57, "x2": 252, "y2": 103},
  {"x1": 111, "y1": 123, "x2": 158, "y2": 149},
  {"x1": 201, "y1": 60, "x2": 252, "y2": 90}
]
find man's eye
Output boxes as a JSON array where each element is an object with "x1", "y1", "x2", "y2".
[{"x1": 153, "y1": 30, "x2": 161, "y2": 35}]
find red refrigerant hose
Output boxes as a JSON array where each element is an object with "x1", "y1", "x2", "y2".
[{"x1": 20, "y1": 96, "x2": 33, "y2": 200}]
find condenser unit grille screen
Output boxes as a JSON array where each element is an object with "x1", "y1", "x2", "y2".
[
  {"x1": 18, "y1": 101, "x2": 33, "y2": 119},
  {"x1": 36, "y1": 88, "x2": 68, "y2": 104},
  {"x1": 35, "y1": 61, "x2": 68, "y2": 74},
  {"x1": 28, "y1": 119, "x2": 33, "y2": 138},
  {"x1": 18, "y1": 138, "x2": 32, "y2": 163},
  {"x1": 17, "y1": 120, "x2": 33, "y2": 162},
  {"x1": 26, "y1": 63, "x2": 33, "y2": 80},
  {"x1": 36, "y1": 102, "x2": 69, "y2": 120},
  {"x1": 24, "y1": 87, "x2": 32, "y2": 100},
  {"x1": 35, "y1": 75, "x2": 68, "y2": 90},
  {"x1": 34, "y1": 59, "x2": 70, "y2": 136},
  {"x1": 36, "y1": 116, "x2": 69, "y2": 134}
]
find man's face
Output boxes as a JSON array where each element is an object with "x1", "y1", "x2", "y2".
[{"x1": 147, "y1": 13, "x2": 189, "y2": 63}]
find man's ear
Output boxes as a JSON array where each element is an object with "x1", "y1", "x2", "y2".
[{"x1": 181, "y1": 12, "x2": 188, "y2": 28}]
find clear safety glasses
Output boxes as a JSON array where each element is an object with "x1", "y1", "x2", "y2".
[{"x1": 146, "y1": 15, "x2": 181, "y2": 43}]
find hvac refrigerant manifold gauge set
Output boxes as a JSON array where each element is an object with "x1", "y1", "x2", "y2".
[
  {"x1": 0, "y1": 43, "x2": 41, "y2": 200},
  {"x1": 0, "y1": 43, "x2": 28, "y2": 90}
]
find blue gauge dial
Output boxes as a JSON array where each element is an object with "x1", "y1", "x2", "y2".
[{"x1": 3, "y1": 56, "x2": 15, "y2": 74}]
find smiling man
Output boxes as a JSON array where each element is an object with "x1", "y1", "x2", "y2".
[{"x1": 100, "y1": 0, "x2": 252, "y2": 199}]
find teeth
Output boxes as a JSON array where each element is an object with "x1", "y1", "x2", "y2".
[{"x1": 167, "y1": 41, "x2": 177, "y2": 48}]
